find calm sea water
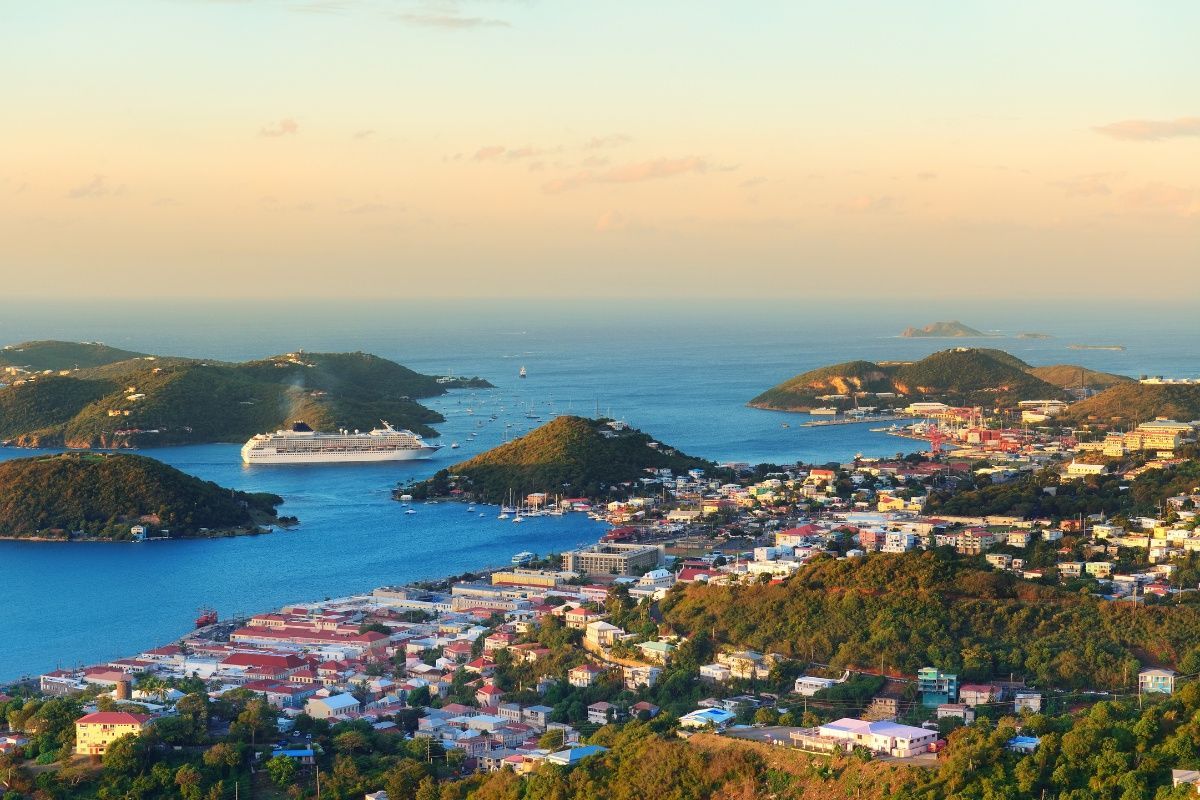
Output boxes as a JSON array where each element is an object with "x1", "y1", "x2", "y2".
[{"x1": 0, "y1": 301, "x2": 1195, "y2": 679}]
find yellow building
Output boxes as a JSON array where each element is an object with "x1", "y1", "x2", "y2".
[{"x1": 75, "y1": 711, "x2": 153, "y2": 756}]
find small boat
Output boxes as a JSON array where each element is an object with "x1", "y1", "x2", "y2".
[
  {"x1": 498, "y1": 512, "x2": 510, "y2": 520},
  {"x1": 478, "y1": 512, "x2": 486, "y2": 517},
  {"x1": 781, "y1": 422, "x2": 790, "y2": 429},
  {"x1": 466, "y1": 505, "x2": 475, "y2": 512},
  {"x1": 450, "y1": 442, "x2": 460, "y2": 449},
  {"x1": 195, "y1": 608, "x2": 218, "y2": 628},
  {"x1": 405, "y1": 508, "x2": 416, "y2": 515},
  {"x1": 519, "y1": 366, "x2": 527, "y2": 379},
  {"x1": 512, "y1": 515, "x2": 524, "y2": 524},
  {"x1": 512, "y1": 551, "x2": 535, "y2": 565}
]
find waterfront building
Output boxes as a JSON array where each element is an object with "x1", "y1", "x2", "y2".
[{"x1": 562, "y1": 543, "x2": 664, "y2": 576}]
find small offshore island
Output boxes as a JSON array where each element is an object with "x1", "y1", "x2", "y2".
[
  {"x1": 0, "y1": 452, "x2": 288, "y2": 541},
  {"x1": 0, "y1": 341, "x2": 490, "y2": 449},
  {"x1": 900, "y1": 320, "x2": 994, "y2": 338}
]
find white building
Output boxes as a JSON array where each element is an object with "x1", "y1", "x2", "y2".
[
  {"x1": 794, "y1": 676, "x2": 836, "y2": 696},
  {"x1": 815, "y1": 718, "x2": 938, "y2": 757},
  {"x1": 304, "y1": 693, "x2": 361, "y2": 719}
]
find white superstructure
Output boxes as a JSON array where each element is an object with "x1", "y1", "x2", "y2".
[{"x1": 241, "y1": 421, "x2": 441, "y2": 464}]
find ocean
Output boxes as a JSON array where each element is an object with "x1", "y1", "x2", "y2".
[{"x1": 0, "y1": 300, "x2": 1195, "y2": 679}]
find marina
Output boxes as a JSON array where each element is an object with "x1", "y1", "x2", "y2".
[{"x1": 801, "y1": 414, "x2": 907, "y2": 428}]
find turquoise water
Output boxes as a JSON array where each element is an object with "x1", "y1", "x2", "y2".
[{"x1": 0, "y1": 302, "x2": 1195, "y2": 679}]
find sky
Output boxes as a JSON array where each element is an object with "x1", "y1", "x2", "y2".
[{"x1": 2, "y1": 1, "x2": 1198, "y2": 301}]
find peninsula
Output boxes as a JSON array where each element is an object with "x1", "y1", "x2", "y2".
[
  {"x1": 750, "y1": 347, "x2": 1074, "y2": 411},
  {"x1": 0, "y1": 452, "x2": 286, "y2": 541},
  {"x1": 0, "y1": 342, "x2": 491, "y2": 448},
  {"x1": 404, "y1": 415, "x2": 713, "y2": 504}
]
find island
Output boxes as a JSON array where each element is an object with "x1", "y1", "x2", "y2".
[
  {"x1": 0, "y1": 341, "x2": 492, "y2": 448},
  {"x1": 900, "y1": 320, "x2": 992, "y2": 338},
  {"x1": 1016, "y1": 332, "x2": 1053, "y2": 339},
  {"x1": 1068, "y1": 344, "x2": 1127, "y2": 351},
  {"x1": 0, "y1": 452, "x2": 286, "y2": 540},
  {"x1": 403, "y1": 415, "x2": 713, "y2": 504},
  {"x1": 749, "y1": 347, "x2": 1078, "y2": 411}
]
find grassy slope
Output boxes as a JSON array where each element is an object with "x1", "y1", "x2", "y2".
[
  {"x1": 435, "y1": 415, "x2": 712, "y2": 503},
  {"x1": 0, "y1": 453, "x2": 281, "y2": 539}
]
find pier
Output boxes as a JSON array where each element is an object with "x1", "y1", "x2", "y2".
[{"x1": 801, "y1": 414, "x2": 907, "y2": 428}]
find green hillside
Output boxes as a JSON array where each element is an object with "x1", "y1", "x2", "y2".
[
  {"x1": 0, "y1": 343, "x2": 489, "y2": 448},
  {"x1": 662, "y1": 548, "x2": 1200, "y2": 691},
  {"x1": 0, "y1": 452, "x2": 283, "y2": 540},
  {"x1": 1027, "y1": 364, "x2": 1131, "y2": 391},
  {"x1": 410, "y1": 415, "x2": 712, "y2": 503},
  {"x1": 0, "y1": 340, "x2": 148, "y2": 370},
  {"x1": 1060, "y1": 382, "x2": 1200, "y2": 426},
  {"x1": 900, "y1": 320, "x2": 989, "y2": 337},
  {"x1": 750, "y1": 348, "x2": 1066, "y2": 411}
]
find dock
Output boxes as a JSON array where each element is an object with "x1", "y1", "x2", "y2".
[{"x1": 800, "y1": 414, "x2": 907, "y2": 428}]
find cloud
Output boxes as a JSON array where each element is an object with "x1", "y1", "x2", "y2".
[
  {"x1": 1121, "y1": 182, "x2": 1199, "y2": 217},
  {"x1": 473, "y1": 145, "x2": 507, "y2": 161},
  {"x1": 67, "y1": 175, "x2": 124, "y2": 199},
  {"x1": 290, "y1": 0, "x2": 353, "y2": 12},
  {"x1": 583, "y1": 134, "x2": 632, "y2": 150},
  {"x1": 353, "y1": 129, "x2": 375, "y2": 140},
  {"x1": 543, "y1": 156, "x2": 719, "y2": 193},
  {"x1": 1093, "y1": 117, "x2": 1200, "y2": 142},
  {"x1": 838, "y1": 195, "x2": 896, "y2": 214},
  {"x1": 594, "y1": 210, "x2": 652, "y2": 234},
  {"x1": 739, "y1": 176, "x2": 767, "y2": 189},
  {"x1": 344, "y1": 202, "x2": 390, "y2": 215},
  {"x1": 1053, "y1": 172, "x2": 1119, "y2": 197},
  {"x1": 397, "y1": 12, "x2": 509, "y2": 29},
  {"x1": 916, "y1": 171, "x2": 938, "y2": 181},
  {"x1": 259, "y1": 118, "x2": 299, "y2": 137},
  {"x1": 471, "y1": 144, "x2": 551, "y2": 162}
]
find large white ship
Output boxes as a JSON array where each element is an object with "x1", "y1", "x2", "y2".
[{"x1": 241, "y1": 421, "x2": 441, "y2": 464}]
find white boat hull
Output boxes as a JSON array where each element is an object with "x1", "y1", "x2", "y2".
[{"x1": 242, "y1": 446, "x2": 440, "y2": 464}]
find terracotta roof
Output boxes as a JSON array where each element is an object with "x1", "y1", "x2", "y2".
[{"x1": 77, "y1": 712, "x2": 151, "y2": 725}]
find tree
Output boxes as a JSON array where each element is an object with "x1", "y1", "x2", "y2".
[
  {"x1": 232, "y1": 698, "x2": 275, "y2": 746},
  {"x1": 175, "y1": 763, "x2": 203, "y2": 800},
  {"x1": 415, "y1": 776, "x2": 440, "y2": 800},
  {"x1": 203, "y1": 742, "x2": 242, "y2": 772},
  {"x1": 102, "y1": 733, "x2": 145, "y2": 777},
  {"x1": 537, "y1": 729, "x2": 565, "y2": 751},
  {"x1": 265, "y1": 755, "x2": 297, "y2": 789},
  {"x1": 334, "y1": 729, "x2": 370, "y2": 756}
]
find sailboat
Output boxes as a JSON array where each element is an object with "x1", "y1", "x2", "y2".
[{"x1": 519, "y1": 366, "x2": 527, "y2": 379}]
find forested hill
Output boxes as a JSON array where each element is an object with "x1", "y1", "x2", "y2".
[
  {"x1": 0, "y1": 453, "x2": 284, "y2": 540},
  {"x1": 0, "y1": 340, "x2": 148, "y2": 370},
  {"x1": 750, "y1": 348, "x2": 1067, "y2": 411},
  {"x1": 661, "y1": 549, "x2": 1200, "y2": 691},
  {"x1": 1058, "y1": 382, "x2": 1200, "y2": 426},
  {"x1": 410, "y1": 416, "x2": 713, "y2": 503},
  {"x1": 0, "y1": 344, "x2": 491, "y2": 448}
]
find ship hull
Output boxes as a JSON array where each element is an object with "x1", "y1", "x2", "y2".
[{"x1": 242, "y1": 446, "x2": 440, "y2": 464}]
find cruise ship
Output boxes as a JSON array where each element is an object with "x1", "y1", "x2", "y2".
[{"x1": 241, "y1": 421, "x2": 441, "y2": 464}]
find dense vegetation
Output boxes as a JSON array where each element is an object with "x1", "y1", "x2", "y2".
[
  {"x1": 901, "y1": 320, "x2": 989, "y2": 338},
  {"x1": 661, "y1": 549, "x2": 1200, "y2": 690},
  {"x1": 0, "y1": 345, "x2": 488, "y2": 447},
  {"x1": 0, "y1": 453, "x2": 283, "y2": 539},
  {"x1": 1026, "y1": 364, "x2": 1131, "y2": 391},
  {"x1": 927, "y1": 460, "x2": 1200, "y2": 521},
  {"x1": 0, "y1": 340, "x2": 148, "y2": 370},
  {"x1": 750, "y1": 348, "x2": 1067, "y2": 411},
  {"x1": 409, "y1": 416, "x2": 713, "y2": 503},
  {"x1": 1061, "y1": 383, "x2": 1200, "y2": 426}
]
